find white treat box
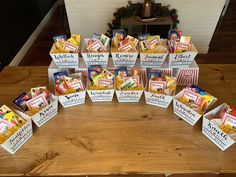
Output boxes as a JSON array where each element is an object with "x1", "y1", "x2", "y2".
[
  {"x1": 1, "y1": 110, "x2": 33, "y2": 154},
  {"x1": 173, "y1": 88, "x2": 217, "y2": 126},
  {"x1": 30, "y1": 94, "x2": 58, "y2": 127},
  {"x1": 139, "y1": 39, "x2": 168, "y2": 68},
  {"x1": 173, "y1": 60, "x2": 199, "y2": 85},
  {"x1": 168, "y1": 43, "x2": 198, "y2": 68},
  {"x1": 116, "y1": 90, "x2": 143, "y2": 103},
  {"x1": 49, "y1": 44, "x2": 79, "y2": 68},
  {"x1": 202, "y1": 103, "x2": 235, "y2": 151},
  {"x1": 58, "y1": 91, "x2": 86, "y2": 108},
  {"x1": 87, "y1": 89, "x2": 115, "y2": 102},
  {"x1": 81, "y1": 39, "x2": 109, "y2": 67},
  {"x1": 144, "y1": 91, "x2": 173, "y2": 108}
]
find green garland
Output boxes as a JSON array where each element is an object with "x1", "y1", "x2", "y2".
[{"x1": 106, "y1": 1, "x2": 179, "y2": 37}]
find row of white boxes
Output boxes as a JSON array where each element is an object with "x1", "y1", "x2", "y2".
[{"x1": 49, "y1": 40, "x2": 198, "y2": 69}]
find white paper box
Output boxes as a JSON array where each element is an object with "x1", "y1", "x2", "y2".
[
  {"x1": 81, "y1": 39, "x2": 109, "y2": 67},
  {"x1": 173, "y1": 89, "x2": 217, "y2": 126},
  {"x1": 116, "y1": 90, "x2": 143, "y2": 103},
  {"x1": 87, "y1": 89, "x2": 114, "y2": 102},
  {"x1": 49, "y1": 44, "x2": 79, "y2": 68},
  {"x1": 1, "y1": 110, "x2": 33, "y2": 154},
  {"x1": 58, "y1": 91, "x2": 86, "y2": 108},
  {"x1": 111, "y1": 52, "x2": 138, "y2": 67},
  {"x1": 140, "y1": 53, "x2": 168, "y2": 68},
  {"x1": 30, "y1": 94, "x2": 58, "y2": 127},
  {"x1": 169, "y1": 43, "x2": 198, "y2": 68},
  {"x1": 202, "y1": 104, "x2": 235, "y2": 151},
  {"x1": 144, "y1": 91, "x2": 173, "y2": 108},
  {"x1": 173, "y1": 60, "x2": 199, "y2": 85}
]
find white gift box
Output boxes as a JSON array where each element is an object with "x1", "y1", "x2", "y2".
[
  {"x1": 173, "y1": 88, "x2": 217, "y2": 126},
  {"x1": 169, "y1": 43, "x2": 198, "y2": 68},
  {"x1": 58, "y1": 91, "x2": 86, "y2": 108},
  {"x1": 1, "y1": 110, "x2": 33, "y2": 154},
  {"x1": 111, "y1": 52, "x2": 138, "y2": 67},
  {"x1": 116, "y1": 90, "x2": 143, "y2": 103},
  {"x1": 144, "y1": 91, "x2": 173, "y2": 108},
  {"x1": 87, "y1": 89, "x2": 115, "y2": 102},
  {"x1": 29, "y1": 94, "x2": 59, "y2": 127},
  {"x1": 202, "y1": 103, "x2": 235, "y2": 151},
  {"x1": 49, "y1": 44, "x2": 79, "y2": 68},
  {"x1": 81, "y1": 39, "x2": 109, "y2": 67},
  {"x1": 173, "y1": 60, "x2": 199, "y2": 85},
  {"x1": 139, "y1": 39, "x2": 168, "y2": 68}
]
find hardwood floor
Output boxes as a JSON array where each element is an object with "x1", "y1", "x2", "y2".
[{"x1": 19, "y1": 1, "x2": 236, "y2": 66}]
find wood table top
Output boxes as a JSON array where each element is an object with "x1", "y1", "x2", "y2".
[{"x1": 0, "y1": 64, "x2": 236, "y2": 176}]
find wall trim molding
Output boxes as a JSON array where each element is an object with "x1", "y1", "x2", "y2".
[{"x1": 9, "y1": 2, "x2": 58, "y2": 66}]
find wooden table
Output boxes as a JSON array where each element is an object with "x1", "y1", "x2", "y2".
[{"x1": 0, "y1": 64, "x2": 236, "y2": 176}]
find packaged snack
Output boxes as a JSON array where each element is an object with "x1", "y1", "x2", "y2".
[
  {"x1": 168, "y1": 29, "x2": 182, "y2": 42},
  {"x1": 13, "y1": 92, "x2": 31, "y2": 111},
  {"x1": 139, "y1": 35, "x2": 167, "y2": 53},
  {"x1": 115, "y1": 67, "x2": 142, "y2": 91},
  {"x1": 178, "y1": 85, "x2": 215, "y2": 115}
]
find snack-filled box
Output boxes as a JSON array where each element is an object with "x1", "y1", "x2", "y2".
[
  {"x1": 139, "y1": 39, "x2": 169, "y2": 68},
  {"x1": 168, "y1": 43, "x2": 198, "y2": 68},
  {"x1": 173, "y1": 60, "x2": 199, "y2": 85},
  {"x1": 167, "y1": 29, "x2": 198, "y2": 68},
  {"x1": 53, "y1": 70, "x2": 87, "y2": 108},
  {"x1": 49, "y1": 34, "x2": 81, "y2": 68},
  {"x1": 111, "y1": 30, "x2": 139, "y2": 67},
  {"x1": 0, "y1": 105, "x2": 33, "y2": 154},
  {"x1": 81, "y1": 38, "x2": 110, "y2": 67},
  {"x1": 173, "y1": 85, "x2": 217, "y2": 126},
  {"x1": 115, "y1": 67, "x2": 143, "y2": 103},
  {"x1": 13, "y1": 87, "x2": 59, "y2": 127},
  {"x1": 143, "y1": 69, "x2": 176, "y2": 108},
  {"x1": 87, "y1": 66, "x2": 115, "y2": 102},
  {"x1": 202, "y1": 103, "x2": 236, "y2": 151}
]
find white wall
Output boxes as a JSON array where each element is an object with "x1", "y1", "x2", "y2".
[{"x1": 65, "y1": 0, "x2": 226, "y2": 53}]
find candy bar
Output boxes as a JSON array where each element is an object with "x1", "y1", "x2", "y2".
[
  {"x1": 26, "y1": 94, "x2": 48, "y2": 110},
  {"x1": 64, "y1": 41, "x2": 79, "y2": 52}
]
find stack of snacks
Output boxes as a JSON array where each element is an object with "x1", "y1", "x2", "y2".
[
  {"x1": 115, "y1": 67, "x2": 142, "y2": 91},
  {"x1": 54, "y1": 71, "x2": 85, "y2": 96},
  {"x1": 209, "y1": 104, "x2": 236, "y2": 136},
  {"x1": 178, "y1": 85, "x2": 216, "y2": 115},
  {"x1": 13, "y1": 86, "x2": 58, "y2": 127},
  {"x1": 81, "y1": 33, "x2": 110, "y2": 67},
  {"x1": 111, "y1": 29, "x2": 139, "y2": 67},
  {"x1": 88, "y1": 66, "x2": 114, "y2": 90},
  {"x1": 139, "y1": 34, "x2": 167, "y2": 53},
  {"x1": 146, "y1": 70, "x2": 175, "y2": 95},
  {"x1": 52, "y1": 34, "x2": 80, "y2": 53},
  {"x1": 168, "y1": 29, "x2": 192, "y2": 53},
  {"x1": 0, "y1": 105, "x2": 26, "y2": 144},
  {"x1": 144, "y1": 70, "x2": 176, "y2": 108},
  {"x1": 85, "y1": 33, "x2": 110, "y2": 53},
  {"x1": 112, "y1": 29, "x2": 138, "y2": 52},
  {"x1": 86, "y1": 66, "x2": 115, "y2": 102}
]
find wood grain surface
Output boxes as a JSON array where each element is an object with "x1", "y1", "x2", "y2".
[{"x1": 0, "y1": 64, "x2": 236, "y2": 176}]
